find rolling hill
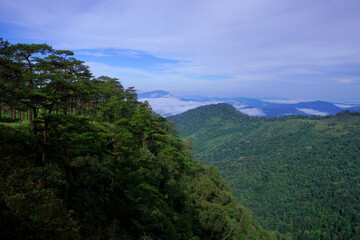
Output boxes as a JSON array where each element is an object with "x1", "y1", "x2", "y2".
[{"x1": 168, "y1": 103, "x2": 360, "y2": 239}]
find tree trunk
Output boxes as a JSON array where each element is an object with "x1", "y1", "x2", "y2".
[
  {"x1": 29, "y1": 79, "x2": 33, "y2": 121},
  {"x1": 110, "y1": 176, "x2": 114, "y2": 219},
  {"x1": 70, "y1": 100, "x2": 73, "y2": 114},
  {"x1": 33, "y1": 108, "x2": 37, "y2": 119},
  {"x1": 91, "y1": 102, "x2": 94, "y2": 121},
  {"x1": 75, "y1": 100, "x2": 78, "y2": 114},
  {"x1": 42, "y1": 122, "x2": 48, "y2": 164}
]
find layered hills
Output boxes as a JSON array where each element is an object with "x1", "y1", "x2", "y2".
[
  {"x1": 168, "y1": 103, "x2": 360, "y2": 239},
  {"x1": 138, "y1": 90, "x2": 360, "y2": 117}
]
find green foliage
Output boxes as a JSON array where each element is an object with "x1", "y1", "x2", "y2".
[
  {"x1": 169, "y1": 103, "x2": 360, "y2": 239},
  {"x1": 0, "y1": 41, "x2": 282, "y2": 239}
]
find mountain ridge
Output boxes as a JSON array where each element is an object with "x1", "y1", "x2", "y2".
[
  {"x1": 139, "y1": 90, "x2": 360, "y2": 117},
  {"x1": 168, "y1": 103, "x2": 360, "y2": 239}
]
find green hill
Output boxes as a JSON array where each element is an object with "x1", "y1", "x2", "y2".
[
  {"x1": 0, "y1": 40, "x2": 284, "y2": 240},
  {"x1": 168, "y1": 103, "x2": 360, "y2": 239}
]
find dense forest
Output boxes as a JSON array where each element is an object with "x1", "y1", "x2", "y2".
[
  {"x1": 168, "y1": 103, "x2": 360, "y2": 240},
  {"x1": 0, "y1": 39, "x2": 288, "y2": 239}
]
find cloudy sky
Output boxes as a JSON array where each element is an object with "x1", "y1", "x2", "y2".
[{"x1": 1, "y1": 0, "x2": 360, "y2": 100}]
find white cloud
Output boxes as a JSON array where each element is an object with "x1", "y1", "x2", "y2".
[
  {"x1": 337, "y1": 78, "x2": 357, "y2": 84},
  {"x1": 149, "y1": 93, "x2": 171, "y2": 98},
  {"x1": 334, "y1": 104, "x2": 352, "y2": 109},
  {"x1": 139, "y1": 97, "x2": 221, "y2": 116},
  {"x1": 1, "y1": 0, "x2": 360, "y2": 99},
  {"x1": 262, "y1": 99, "x2": 302, "y2": 104},
  {"x1": 86, "y1": 61, "x2": 151, "y2": 77},
  {"x1": 86, "y1": 61, "x2": 235, "y2": 95},
  {"x1": 75, "y1": 50, "x2": 111, "y2": 57},
  {"x1": 233, "y1": 104, "x2": 248, "y2": 109},
  {"x1": 234, "y1": 107, "x2": 265, "y2": 116},
  {"x1": 296, "y1": 108, "x2": 328, "y2": 116}
]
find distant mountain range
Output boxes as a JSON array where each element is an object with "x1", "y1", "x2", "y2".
[{"x1": 138, "y1": 90, "x2": 360, "y2": 117}]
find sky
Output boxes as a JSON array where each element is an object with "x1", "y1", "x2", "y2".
[{"x1": 1, "y1": 0, "x2": 360, "y2": 101}]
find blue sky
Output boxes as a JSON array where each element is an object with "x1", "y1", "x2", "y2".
[{"x1": 1, "y1": 0, "x2": 360, "y2": 100}]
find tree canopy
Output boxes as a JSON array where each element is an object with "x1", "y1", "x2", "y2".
[
  {"x1": 0, "y1": 39, "x2": 286, "y2": 240},
  {"x1": 169, "y1": 103, "x2": 360, "y2": 240}
]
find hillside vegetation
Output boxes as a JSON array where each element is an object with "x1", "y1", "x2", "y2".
[
  {"x1": 0, "y1": 39, "x2": 287, "y2": 239},
  {"x1": 168, "y1": 103, "x2": 360, "y2": 240}
]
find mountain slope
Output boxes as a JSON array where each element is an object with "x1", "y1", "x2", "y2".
[{"x1": 168, "y1": 104, "x2": 360, "y2": 240}]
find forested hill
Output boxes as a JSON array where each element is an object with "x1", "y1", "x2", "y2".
[
  {"x1": 0, "y1": 39, "x2": 287, "y2": 239},
  {"x1": 168, "y1": 103, "x2": 360, "y2": 240}
]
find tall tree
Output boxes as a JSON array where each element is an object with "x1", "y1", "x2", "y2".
[{"x1": 0, "y1": 40, "x2": 53, "y2": 120}]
